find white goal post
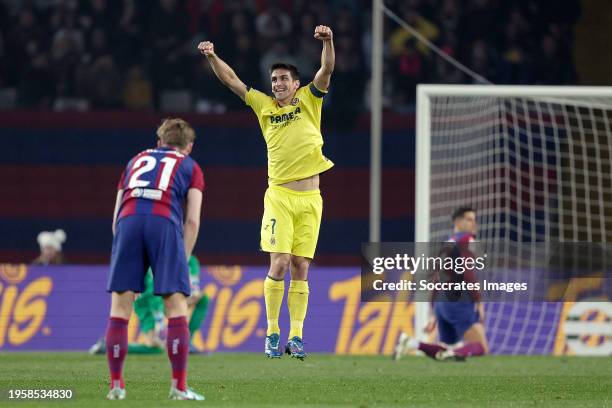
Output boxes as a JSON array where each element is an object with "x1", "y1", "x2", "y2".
[{"x1": 414, "y1": 85, "x2": 612, "y2": 349}]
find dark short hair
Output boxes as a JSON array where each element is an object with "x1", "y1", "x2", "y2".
[
  {"x1": 452, "y1": 206, "x2": 476, "y2": 222},
  {"x1": 269, "y1": 63, "x2": 300, "y2": 80}
]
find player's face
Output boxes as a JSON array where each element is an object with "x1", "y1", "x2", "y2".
[
  {"x1": 456, "y1": 211, "x2": 477, "y2": 235},
  {"x1": 271, "y1": 69, "x2": 299, "y2": 101},
  {"x1": 41, "y1": 246, "x2": 58, "y2": 261}
]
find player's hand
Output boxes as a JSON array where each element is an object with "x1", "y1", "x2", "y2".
[
  {"x1": 198, "y1": 41, "x2": 215, "y2": 57},
  {"x1": 186, "y1": 288, "x2": 203, "y2": 306},
  {"x1": 424, "y1": 316, "x2": 437, "y2": 334},
  {"x1": 314, "y1": 25, "x2": 333, "y2": 41}
]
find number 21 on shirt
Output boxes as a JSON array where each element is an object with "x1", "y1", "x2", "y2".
[{"x1": 128, "y1": 156, "x2": 177, "y2": 191}]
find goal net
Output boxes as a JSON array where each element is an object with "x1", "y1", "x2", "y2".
[{"x1": 415, "y1": 85, "x2": 612, "y2": 354}]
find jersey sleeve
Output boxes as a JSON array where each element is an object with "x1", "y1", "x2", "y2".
[
  {"x1": 244, "y1": 87, "x2": 270, "y2": 117},
  {"x1": 300, "y1": 82, "x2": 327, "y2": 115},
  {"x1": 189, "y1": 162, "x2": 205, "y2": 191},
  {"x1": 118, "y1": 156, "x2": 137, "y2": 190},
  {"x1": 308, "y1": 82, "x2": 328, "y2": 98}
]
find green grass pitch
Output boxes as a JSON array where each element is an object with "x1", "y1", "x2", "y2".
[{"x1": 0, "y1": 352, "x2": 609, "y2": 407}]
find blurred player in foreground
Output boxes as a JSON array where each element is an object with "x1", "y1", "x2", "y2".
[
  {"x1": 105, "y1": 118, "x2": 205, "y2": 400},
  {"x1": 184, "y1": 255, "x2": 210, "y2": 351},
  {"x1": 132, "y1": 256, "x2": 210, "y2": 354},
  {"x1": 89, "y1": 255, "x2": 208, "y2": 355},
  {"x1": 198, "y1": 25, "x2": 335, "y2": 360},
  {"x1": 394, "y1": 207, "x2": 489, "y2": 362}
]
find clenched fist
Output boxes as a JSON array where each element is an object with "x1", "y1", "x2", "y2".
[
  {"x1": 198, "y1": 41, "x2": 215, "y2": 57},
  {"x1": 314, "y1": 25, "x2": 333, "y2": 41}
]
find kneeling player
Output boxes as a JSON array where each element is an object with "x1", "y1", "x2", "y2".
[
  {"x1": 105, "y1": 118, "x2": 205, "y2": 400},
  {"x1": 394, "y1": 207, "x2": 489, "y2": 361}
]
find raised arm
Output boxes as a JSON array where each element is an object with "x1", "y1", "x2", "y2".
[
  {"x1": 313, "y1": 25, "x2": 335, "y2": 91},
  {"x1": 198, "y1": 41, "x2": 248, "y2": 100}
]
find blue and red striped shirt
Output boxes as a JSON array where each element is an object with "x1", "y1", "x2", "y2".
[
  {"x1": 116, "y1": 146, "x2": 204, "y2": 228},
  {"x1": 437, "y1": 232, "x2": 481, "y2": 302}
]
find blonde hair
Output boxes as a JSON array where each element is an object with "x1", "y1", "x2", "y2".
[{"x1": 156, "y1": 118, "x2": 196, "y2": 149}]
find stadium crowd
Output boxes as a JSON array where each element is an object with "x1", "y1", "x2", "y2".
[{"x1": 0, "y1": 0, "x2": 580, "y2": 113}]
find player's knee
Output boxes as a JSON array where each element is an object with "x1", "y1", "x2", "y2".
[
  {"x1": 165, "y1": 304, "x2": 187, "y2": 318},
  {"x1": 110, "y1": 291, "x2": 134, "y2": 319},
  {"x1": 464, "y1": 323, "x2": 489, "y2": 354},
  {"x1": 269, "y1": 255, "x2": 291, "y2": 278},
  {"x1": 163, "y1": 293, "x2": 188, "y2": 318},
  {"x1": 290, "y1": 257, "x2": 310, "y2": 280},
  {"x1": 110, "y1": 306, "x2": 132, "y2": 320}
]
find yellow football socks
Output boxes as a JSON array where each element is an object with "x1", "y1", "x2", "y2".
[
  {"x1": 288, "y1": 280, "x2": 309, "y2": 339},
  {"x1": 264, "y1": 276, "x2": 284, "y2": 336}
]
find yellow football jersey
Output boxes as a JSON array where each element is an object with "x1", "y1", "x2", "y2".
[{"x1": 245, "y1": 83, "x2": 334, "y2": 185}]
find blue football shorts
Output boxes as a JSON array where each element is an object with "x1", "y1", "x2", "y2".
[{"x1": 107, "y1": 215, "x2": 190, "y2": 296}]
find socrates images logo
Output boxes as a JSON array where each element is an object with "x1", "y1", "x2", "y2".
[{"x1": 562, "y1": 302, "x2": 612, "y2": 356}]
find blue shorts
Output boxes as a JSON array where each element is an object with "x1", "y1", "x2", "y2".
[
  {"x1": 107, "y1": 215, "x2": 190, "y2": 296},
  {"x1": 434, "y1": 302, "x2": 480, "y2": 345}
]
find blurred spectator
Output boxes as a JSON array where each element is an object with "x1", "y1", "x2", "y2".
[
  {"x1": 16, "y1": 36, "x2": 55, "y2": 108},
  {"x1": 328, "y1": 36, "x2": 365, "y2": 128},
  {"x1": 303, "y1": 0, "x2": 334, "y2": 26},
  {"x1": 123, "y1": 65, "x2": 153, "y2": 110},
  {"x1": 432, "y1": 30, "x2": 463, "y2": 84},
  {"x1": 78, "y1": 0, "x2": 117, "y2": 36},
  {"x1": 217, "y1": 11, "x2": 255, "y2": 60},
  {"x1": 112, "y1": 0, "x2": 144, "y2": 67},
  {"x1": 458, "y1": 0, "x2": 500, "y2": 46},
  {"x1": 194, "y1": 59, "x2": 228, "y2": 113},
  {"x1": 294, "y1": 11, "x2": 317, "y2": 39},
  {"x1": 58, "y1": 27, "x2": 121, "y2": 110},
  {"x1": 51, "y1": 14, "x2": 84, "y2": 62},
  {"x1": 389, "y1": 7, "x2": 439, "y2": 57},
  {"x1": 331, "y1": 0, "x2": 362, "y2": 16},
  {"x1": 255, "y1": 0, "x2": 292, "y2": 44},
  {"x1": 87, "y1": 28, "x2": 110, "y2": 60},
  {"x1": 51, "y1": 8, "x2": 86, "y2": 103},
  {"x1": 147, "y1": 0, "x2": 191, "y2": 90},
  {"x1": 534, "y1": 35, "x2": 575, "y2": 85},
  {"x1": 0, "y1": 33, "x2": 10, "y2": 88},
  {"x1": 294, "y1": 36, "x2": 320, "y2": 81},
  {"x1": 1, "y1": 0, "x2": 581, "y2": 113},
  {"x1": 230, "y1": 34, "x2": 262, "y2": 90},
  {"x1": 0, "y1": 2, "x2": 9, "y2": 38},
  {"x1": 498, "y1": 21, "x2": 531, "y2": 84},
  {"x1": 334, "y1": 7, "x2": 358, "y2": 40},
  {"x1": 392, "y1": 40, "x2": 424, "y2": 105},
  {"x1": 436, "y1": 0, "x2": 460, "y2": 33},
  {"x1": 468, "y1": 39, "x2": 495, "y2": 84},
  {"x1": 83, "y1": 55, "x2": 122, "y2": 108},
  {"x1": 32, "y1": 229, "x2": 66, "y2": 266},
  {"x1": 7, "y1": 7, "x2": 47, "y2": 83},
  {"x1": 205, "y1": 0, "x2": 256, "y2": 40},
  {"x1": 259, "y1": 42, "x2": 297, "y2": 88}
]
